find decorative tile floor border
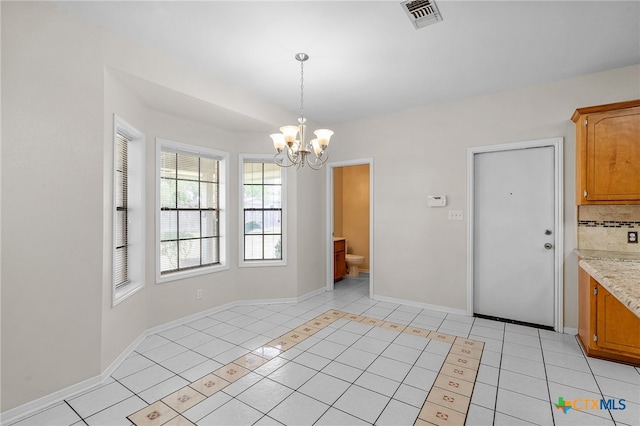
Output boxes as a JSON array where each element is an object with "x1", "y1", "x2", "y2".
[{"x1": 127, "y1": 309, "x2": 484, "y2": 426}]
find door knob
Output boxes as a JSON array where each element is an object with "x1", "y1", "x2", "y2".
[
  {"x1": 544, "y1": 243, "x2": 553, "y2": 250},
  {"x1": 545, "y1": 229, "x2": 552, "y2": 235}
]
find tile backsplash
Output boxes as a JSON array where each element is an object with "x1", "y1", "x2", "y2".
[{"x1": 578, "y1": 205, "x2": 640, "y2": 253}]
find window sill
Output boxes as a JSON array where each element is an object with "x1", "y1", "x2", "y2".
[
  {"x1": 113, "y1": 281, "x2": 144, "y2": 307},
  {"x1": 239, "y1": 260, "x2": 287, "y2": 268},
  {"x1": 157, "y1": 264, "x2": 229, "y2": 284}
]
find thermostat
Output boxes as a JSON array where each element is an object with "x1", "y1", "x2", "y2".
[{"x1": 427, "y1": 195, "x2": 447, "y2": 207}]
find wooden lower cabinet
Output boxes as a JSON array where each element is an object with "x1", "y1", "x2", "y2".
[
  {"x1": 578, "y1": 265, "x2": 640, "y2": 365},
  {"x1": 597, "y1": 285, "x2": 640, "y2": 357},
  {"x1": 334, "y1": 239, "x2": 346, "y2": 281}
]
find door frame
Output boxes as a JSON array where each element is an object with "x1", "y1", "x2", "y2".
[
  {"x1": 466, "y1": 138, "x2": 564, "y2": 331},
  {"x1": 325, "y1": 158, "x2": 374, "y2": 296}
]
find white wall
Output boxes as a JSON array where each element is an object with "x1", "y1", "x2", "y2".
[
  {"x1": 2, "y1": 1, "x2": 104, "y2": 410},
  {"x1": 1, "y1": 1, "x2": 324, "y2": 412},
  {"x1": 101, "y1": 71, "x2": 149, "y2": 371},
  {"x1": 329, "y1": 64, "x2": 640, "y2": 327}
]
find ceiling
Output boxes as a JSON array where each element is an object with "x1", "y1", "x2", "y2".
[{"x1": 52, "y1": 1, "x2": 640, "y2": 126}]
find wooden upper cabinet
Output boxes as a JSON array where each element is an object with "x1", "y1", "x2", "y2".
[{"x1": 572, "y1": 100, "x2": 640, "y2": 204}]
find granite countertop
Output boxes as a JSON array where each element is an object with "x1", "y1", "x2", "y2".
[
  {"x1": 578, "y1": 257, "x2": 640, "y2": 319},
  {"x1": 575, "y1": 249, "x2": 640, "y2": 262}
]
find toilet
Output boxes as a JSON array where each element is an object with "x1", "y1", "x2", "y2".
[{"x1": 344, "y1": 240, "x2": 365, "y2": 277}]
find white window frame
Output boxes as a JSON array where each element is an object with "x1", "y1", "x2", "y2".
[
  {"x1": 239, "y1": 154, "x2": 287, "y2": 268},
  {"x1": 156, "y1": 138, "x2": 229, "y2": 283},
  {"x1": 113, "y1": 115, "x2": 145, "y2": 306}
]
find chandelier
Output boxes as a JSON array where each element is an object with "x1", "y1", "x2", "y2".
[{"x1": 270, "y1": 53, "x2": 334, "y2": 170}]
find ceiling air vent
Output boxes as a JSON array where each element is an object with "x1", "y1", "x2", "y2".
[{"x1": 401, "y1": 0, "x2": 443, "y2": 29}]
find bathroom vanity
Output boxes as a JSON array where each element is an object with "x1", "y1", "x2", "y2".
[{"x1": 334, "y1": 238, "x2": 346, "y2": 281}]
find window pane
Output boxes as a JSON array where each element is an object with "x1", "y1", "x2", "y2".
[
  {"x1": 161, "y1": 178, "x2": 176, "y2": 208},
  {"x1": 201, "y1": 211, "x2": 217, "y2": 237},
  {"x1": 160, "y1": 211, "x2": 177, "y2": 241},
  {"x1": 244, "y1": 162, "x2": 263, "y2": 184},
  {"x1": 201, "y1": 237, "x2": 218, "y2": 264},
  {"x1": 177, "y1": 153, "x2": 199, "y2": 181},
  {"x1": 264, "y1": 163, "x2": 281, "y2": 184},
  {"x1": 200, "y1": 157, "x2": 218, "y2": 183},
  {"x1": 200, "y1": 182, "x2": 217, "y2": 209},
  {"x1": 264, "y1": 211, "x2": 281, "y2": 234},
  {"x1": 263, "y1": 235, "x2": 282, "y2": 260},
  {"x1": 244, "y1": 210, "x2": 262, "y2": 234},
  {"x1": 177, "y1": 180, "x2": 199, "y2": 208},
  {"x1": 179, "y1": 211, "x2": 200, "y2": 239},
  {"x1": 115, "y1": 171, "x2": 126, "y2": 207},
  {"x1": 244, "y1": 185, "x2": 263, "y2": 209},
  {"x1": 245, "y1": 235, "x2": 263, "y2": 260},
  {"x1": 114, "y1": 246, "x2": 128, "y2": 286},
  {"x1": 179, "y1": 239, "x2": 200, "y2": 269},
  {"x1": 161, "y1": 151, "x2": 176, "y2": 178},
  {"x1": 264, "y1": 185, "x2": 281, "y2": 208},
  {"x1": 115, "y1": 210, "x2": 127, "y2": 247},
  {"x1": 161, "y1": 241, "x2": 178, "y2": 272}
]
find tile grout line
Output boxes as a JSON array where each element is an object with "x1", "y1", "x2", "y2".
[
  {"x1": 540, "y1": 328, "x2": 558, "y2": 426},
  {"x1": 126, "y1": 309, "x2": 485, "y2": 426}
]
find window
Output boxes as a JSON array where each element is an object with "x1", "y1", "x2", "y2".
[
  {"x1": 240, "y1": 155, "x2": 286, "y2": 266},
  {"x1": 113, "y1": 116, "x2": 145, "y2": 305},
  {"x1": 157, "y1": 139, "x2": 228, "y2": 282}
]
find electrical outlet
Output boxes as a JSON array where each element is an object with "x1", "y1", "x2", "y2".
[
  {"x1": 196, "y1": 289, "x2": 203, "y2": 300},
  {"x1": 629, "y1": 231, "x2": 638, "y2": 244}
]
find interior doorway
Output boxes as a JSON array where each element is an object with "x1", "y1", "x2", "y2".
[{"x1": 326, "y1": 159, "x2": 374, "y2": 296}]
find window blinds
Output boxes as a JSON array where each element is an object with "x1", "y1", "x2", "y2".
[
  {"x1": 114, "y1": 133, "x2": 129, "y2": 288},
  {"x1": 160, "y1": 150, "x2": 220, "y2": 273}
]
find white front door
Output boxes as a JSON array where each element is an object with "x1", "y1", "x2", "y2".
[{"x1": 473, "y1": 144, "x2": 557, "y2": 328}]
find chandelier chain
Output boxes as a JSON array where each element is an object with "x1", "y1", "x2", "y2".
[{"x1": 299, "y1": 59, "x2": 305, "y2": 121}]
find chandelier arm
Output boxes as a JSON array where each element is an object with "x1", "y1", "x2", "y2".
[
  {"x1": 307, "y1": 153, "x2": 328, "y2": 170},
  {"x1": 274, "y1": 151, "x2": 295, "y2": 168},
  {"x1": 286, "y1": 147, "x2": 303, "y2": 168}
]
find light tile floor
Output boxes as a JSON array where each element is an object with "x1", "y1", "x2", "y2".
[{"x1": 10, "y1": 274, "x2": 640, "y2": 425}]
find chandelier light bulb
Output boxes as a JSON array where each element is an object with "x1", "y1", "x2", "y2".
[
  {"x1": 279, "y1": 125, "x2": 299, "y2": 145},
  {"x1": 270, "y1": 133, "x2": 286, "y2": 151},
  {"x1": 311, "y1": 139, "x2": 322, "y2": 155},
  {"x1": 313, "y1": 129, "x2": 334, "y2": 149}
]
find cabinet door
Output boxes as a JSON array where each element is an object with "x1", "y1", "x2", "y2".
[
  {"x1": 336, "y1": 250, "x2": 346, "y2": 278},
  {"x1": 577, "y1": 266, "x2": 597, "y2": 351},
  {"x1": 585, "y1": 107, "x2": 640, "y2": 201},
  {"x1": 596, "y1": 284, "x2": 640, "y2": 357}
]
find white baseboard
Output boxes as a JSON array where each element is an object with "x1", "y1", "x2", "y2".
[
  {"x1": 0, "y1": 374, "x2": 104, "y2": 426},
  {"x1": 1, "y1": 287, "x2": 328, "y2": 425},
  {"x1": 372, "y1": 294, "x2": 468, "y2": 317},
  {"x1": 373, "y1": 294, "x2": 579, "y2": 336},
  {"x1": 145, "y1": 300, "x2": 238, "y2": 336}
]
